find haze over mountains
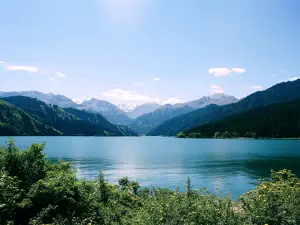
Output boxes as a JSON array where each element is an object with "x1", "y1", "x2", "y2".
[
  {"x1": 148, "y1": 79, "x2": 300, "y2": 136},
  {"x1": 118, "y1": 104, "x2": 139, "y2": 112},
  {"x1": 125, "y1": 103, "x2": 161, "y2": 119},
  {"x1": 0, "y1": 96, "x2": 137, "y2": 136},
  {"x1": 0, "y1": 91, "x2": 237, "y2": 133},
  {"x1": 2, "y1": 79, "x2": 300, "y2": 137},
  {"x1": 0, "y1": 91, "x2": 77, "y2": 108},
  {"x1": 76, "y1": 98, "x2": 133, "y2": 125},
  {"x1": 129, "y1": 94, "x2": 237, "y2": 134}
]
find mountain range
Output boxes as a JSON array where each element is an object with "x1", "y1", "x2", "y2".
[
  {"x1": 0, "y1": 91, "x2": 77, "y2": 108},
  {"x1": 76, "y1": 98, "x2": 134, "y2": 125},
  {"x1": 126, "y1": 102, "x2": 161, "y2": 119},
  {"x1": 118, "y1": 103, "x2": 139, "y2": 112},
  {"x1": 0, "y1": 91, "x2": 238, "y2": 134},
  {"x1": 0, "y1": 96, "x2": 137, "y2": 136},
  {"x1": 130, "y1": 94, "x2": 238, "y2": 134},
  {"x1": 3, "y1": 79, "x2": 300, "y2": 138},
  {"x1": 148, "y1": 79, "x2": 300, "y2": 136}
]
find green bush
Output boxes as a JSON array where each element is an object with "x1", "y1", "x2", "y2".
[
  {"x1": 176, "y1": 132, "x2": 186, "y2": 138},
  {"x1": 241, "y1": 169, "x2": 300, "y2": 225}
]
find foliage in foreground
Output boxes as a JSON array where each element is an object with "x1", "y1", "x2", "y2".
[{"x1": 1, "y1": 139, "x2": 300, "y2": 225}]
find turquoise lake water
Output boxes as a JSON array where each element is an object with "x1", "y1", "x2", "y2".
[{"x1": 1, "y1": 136, "x2": 300, "y2": 198}]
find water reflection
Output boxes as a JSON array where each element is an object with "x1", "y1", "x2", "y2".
[{"x1": 1, "y1": 136, "x2": 300, "y2": 198}]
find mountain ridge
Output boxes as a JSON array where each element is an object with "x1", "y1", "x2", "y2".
[
  {"x1": 126, "y1": 102, "x2": 161, "y2": 119},
  {"x1": 1, "y1": 96, "x2": 137, "y2": 136},
  {"x1": 148, "y1": 79, "x2": 300, "y2": 136},
  {"x1": 78, "y1": 98, "x2": 134, "y2": 125},
  {"x1": 118, "y1": 103, "x2": 139, "y2": 112},
  {"x1": 182, "y1": 98, "x2": 300, "y2": 138},
  {"x1": 0, "y1": 99, "x2": 61, "y2": 136},
  {"x1": 130, "y1": 94, "x2": 237, "y2": 134},
  {"x1": 0, "y1": 91, "x2": 78, "y2": 108}
]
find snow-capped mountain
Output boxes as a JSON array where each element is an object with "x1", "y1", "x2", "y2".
[
  {"x1": 117, "y1": 104, "x2": 139, "y2": 112},
  {"x1": 126, "y1": 102, "x2": 161, "y2": 118}
]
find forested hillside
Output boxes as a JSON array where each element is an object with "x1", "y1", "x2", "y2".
[
  {"x1": 0, "y1": 100, "x2": 61, "y2": 136},
  {"x1": 180, "y1": 99, "x2": 300, "y2": 138},
  {"x1": 1, "y1": 96, "x2": 137, "y2": 136},
  {"x1": 63, "y1": 107, "x2": 137, "y2": 136}
]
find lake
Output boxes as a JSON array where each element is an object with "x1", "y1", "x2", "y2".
[{"x1": 1, "y1": 136, "x2": 300, "y2": 198}]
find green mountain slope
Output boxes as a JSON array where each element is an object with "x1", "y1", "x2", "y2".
[
  {"x1": 183, "y1": 99, "x2": 300, "y2": 138},
  {"x1": 63, "y1": 107, "x2": 137, "y2": 136},
  {"x1": 0, "y1": 100, "x2": 61, "y2": 136},
  {"x1": 1, "y1": 96, "x2": 137, "y2": 136},
  {"x1": 0, "y1": 91, "x2": 134, "y2": 126},
  {"x1": 148, "y1": 79, "x2": 300, "y2": 136}
]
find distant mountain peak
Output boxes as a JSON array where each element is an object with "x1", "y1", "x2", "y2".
[
  {"x1": 118, "y1": 103, "x2": 139, "y2": 112},
  {"x1": 185, "y1": 94, "x2": 238, "y2": 109},
  {"x1": 125, "y1": 102, "x2": 161, "y2": 119},
  {"x1": 148, "y1": 79, "x2": 300, "y2": 136}
]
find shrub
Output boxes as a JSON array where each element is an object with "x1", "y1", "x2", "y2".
[{"x1": 241, "y1": 169, "x2": 300, "y2": 225}]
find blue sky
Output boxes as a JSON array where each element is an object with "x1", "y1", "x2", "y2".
[{"x1": 0, "y1": 0, "x2": 300, "y2": 105}]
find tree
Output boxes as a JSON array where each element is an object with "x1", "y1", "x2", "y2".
[
  {"x1": 0, "y1": 172, "x2": 20, "y2": 224},
  {"x1": 214, "y1": 132, "x2": 221, "y2": 138},
  {"x1": 98, "y1": 171, "x2": 109, "y2": 203},
  {"x1": 176, "y1": 132, "x2": 186, "y2": 138}
]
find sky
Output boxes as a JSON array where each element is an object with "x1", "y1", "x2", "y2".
[{"x1": 0, "y1": 0, "x2": 300, "y2": 105}]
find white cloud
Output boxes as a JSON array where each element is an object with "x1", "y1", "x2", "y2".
[
  {"x1": 0, "y1": 61, "x2": 66, "y2": 81},
  {"x1": 209, "y1": 67, "x2": 246, "y2": 77},
  {"x1": 72, "y1": 96, "x2": 91, "y2": 104},
  {"x1": 153, "y1": 77, "x2": 160, "y2": 81},
  {"x1": 210, "y1": 85, "x2": 224, "y2": 94},
  {"x1": 101, "y1": 89, "x2": 157, "y2": 102},
  {"x1": 100, "y1": 88, "x2": 184, "y2": 105},
  {"x1": 209, "y1": 68, "x2": 232, "y2": 77},
  {"x1": 231, "y1": 68, "x2": 246, "y2": 73},
  {"x1": 3, "y1": 65, "x2": 39, "y2": 72},
  {"x1": 251, "y1": 85, "x2": 263, "y2": 90},
  {"x1": 162, "y1": 97, "x2": 184, "y2": 105},
  {"x1": 134, "y1": 82, "x2": 145, "y2": 86},
  {"x1": 55, "y1": 72, "x2": 66, "y2": 77}
]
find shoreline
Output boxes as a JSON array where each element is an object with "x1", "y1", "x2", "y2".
[{"x1": 175, "y1": 136, "x2": 300, "y2": 140}]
